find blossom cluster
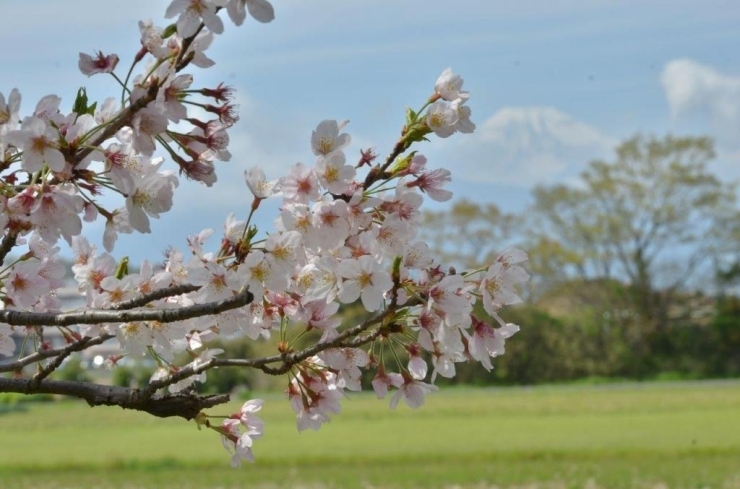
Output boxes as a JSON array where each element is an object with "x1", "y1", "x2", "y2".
[{"x1": 0, "y1": 0, "x2": 528, "y2": 467}]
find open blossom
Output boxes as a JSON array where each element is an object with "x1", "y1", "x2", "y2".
[
  {"x1": 280, "y1": 162, "x2": 320, "y2": 204},
  {"x1": 165, "y1": 0, "x2": 226, "y2": 38},
  {"x1": 311, "y1": 119, "x2": 350, "y2": 156},
  {"x1": 126, "y1": 170, "x2": 179, "y2": 233},
  {"x1": 315, "y1": 151, "x2": 356, "y2": 195},
  {"x1": 5, "y1": 262, "x2": 50, "y2": 308},
  {"x1": 6, "y1": 116, "x2": 65, "y2": 172},
  {"x1": 226, "y1": 0, "x2": 275, "y2": 25},
  {"x1": 0, "y1": 325, "x2": 15, "y2": 357},
  {"x1": 220, "y1": 419, "x2": 256, "y2": 467},
  {"x1": 138, "y1": 20, "x2": 175, "y2": 59},
  {"x1": 337, "y1": 255, "x2": 393, "y2": 312},
  {"x1": 0, "y1": 88, "x2": 21, "y2": 130},
  {"x1": 406, "y1": 168, "x2": 452, "y2": 202},
  {"x1": 467, "y1": 318, "x2": 520, "y2": 371},
  {"x1": 451, "y1": 99, "x2": 475, "y2": 134},
  {"x1": 78, "y1": 51, "x2": 119, "y2": 76},
  {"x1": 479, "y1": 260, "x2": 529, "y2": 316},
  {"x1": 390, "y1": 376, "x2": 439, "y2": 409},
  {"x1": 372, "y1": 367, "x2": 403, "y2": 399},
  {"x1": 425, "y1": 101, "x2": 458, "y2": 138},
  {"x1": 245, "y1": 166, "x2": 278, "y2": 200},
  {"x1": 131, "y1": 106, "x2": 169, "y2": 156},
  {"x1": 435, "y1": 68, "x2": 468, "y2": 102}
]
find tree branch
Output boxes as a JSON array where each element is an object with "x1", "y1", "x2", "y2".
[
  {"x1": 0, "y1": 377, "x2": 228, "y2": 420},
  {"x1": 111, "y1": 283, "x2": 200, "y2": 310},
  {"x1": 0, "y1": 333, "x2": 114, "y2": 374},
  {"x1": 144, "y1": 300, "x2": 416, "y2": 396},
  {"x1": 0, "y1": 232, "x2": 17, "y2": 267},
  {"x1": 0, "y1": 287, "x2": 253, "y2": 327}
]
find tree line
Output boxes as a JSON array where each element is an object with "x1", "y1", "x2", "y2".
[{"x1": 421, "y1": 134, "x2": 740, "y2": 384}]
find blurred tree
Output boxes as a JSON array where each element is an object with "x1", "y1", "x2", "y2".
[
  {"x1": 419, "y1": 199, "x2": 518, "y2": 270},
  {"x1": 528, "y1": 135, "x2": 739, "y2": 373}
]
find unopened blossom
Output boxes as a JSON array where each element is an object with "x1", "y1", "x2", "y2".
[
  {"x1": 425, "y1": 101, "x2": 458, "y2": 138},
  {"x1": 226, "y1": 0, "x2": 275, "y2": 25},
  {"x1": 165, "y1": 0, "x2": 226, "y2": 38},
  {"x1": 434, "y1": 68, "x2": 468, "y2": 102},
  {"x1": 78, "y1": 51, "x2": 119, "y2": 76},
  {"x1": 311, "y1": 119, "x2": 350, "y2": 156}
]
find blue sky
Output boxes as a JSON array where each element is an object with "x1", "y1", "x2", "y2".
[{"x1": 3, "y1": 0, "x2": 740, "y2": 263}]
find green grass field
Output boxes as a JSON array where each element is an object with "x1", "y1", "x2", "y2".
[{"x1": 1, "y1": 380, "x2": 739, "y2": 488}]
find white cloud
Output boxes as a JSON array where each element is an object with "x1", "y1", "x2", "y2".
[
  {"x1": 661, "y1": 59, "x2": 740, "y2": 140},
  {"x1": 435, "y1": 106, "x2": 615, "y2": 187}
]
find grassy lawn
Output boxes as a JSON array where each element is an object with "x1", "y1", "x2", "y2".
[{"x1": 0, "y1": 380, "x2": 739, "y2": 488}]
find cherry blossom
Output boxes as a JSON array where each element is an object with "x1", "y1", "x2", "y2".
[
  {"x1": 78, "y1": 51, "x2": 120, "y2": 76},
  {"x1": 434, "y1": 67, "x2": 468, "y2": 102},
  {"x1": 0, "y1": 0, "x2": 529, "y2": 469},
  {"x1": 311, "y1": 119, "x2": 351, "y2": 156}
]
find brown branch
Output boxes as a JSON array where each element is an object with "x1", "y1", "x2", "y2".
[
  {"x1": 0, "y1": 334, "x2": 113, "y2": 374},
  {"x1": 0, "y1": 287, "x2": 253, "y2": 327},
  {"x1": 144, "y1": 300, "x2": 418, "y2": 396},
  {"x1": 363, "y1": 137, "x2": 407, "y2": 190},
  {"x1": 0, "y1": 377, "x2": 228, "y2": 420},
  {"x1": 111, "y1": 283, "x2": 200, "y2": 310},
  {"x1": 0, "y1": 232, "x2": 17, "y2": 267}
]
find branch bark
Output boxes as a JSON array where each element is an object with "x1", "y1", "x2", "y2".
[
  {"x1": 0, "y1": 377, "x2": 228, "y2": 420},
  {"x1": 0, "y1": 287, "x2": 253, "y2": 326}
]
